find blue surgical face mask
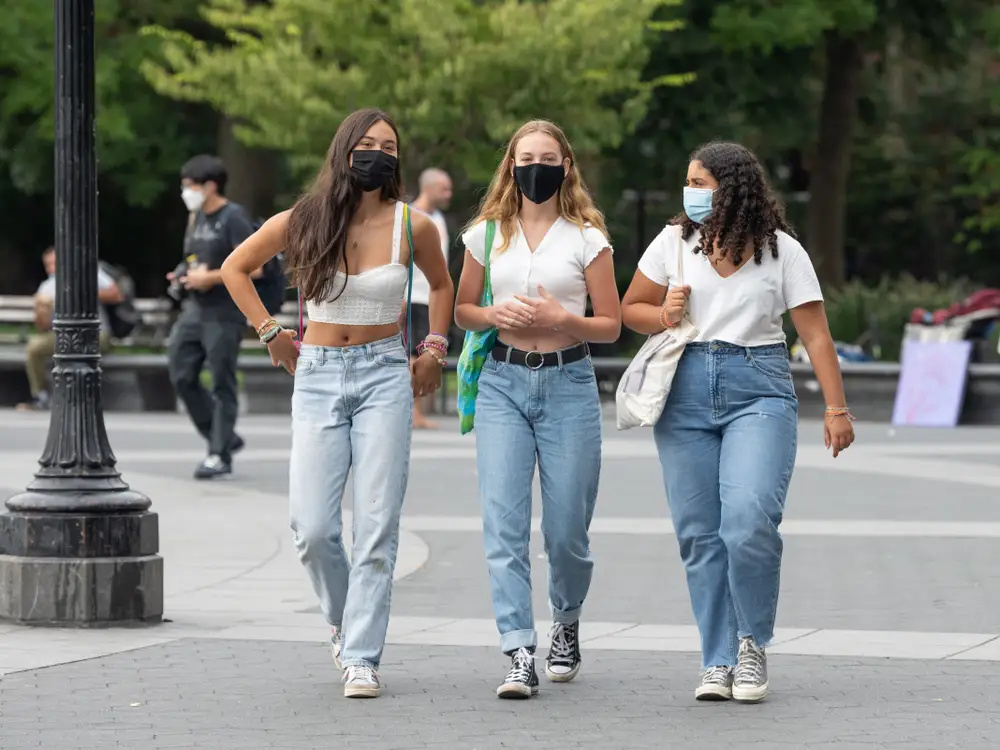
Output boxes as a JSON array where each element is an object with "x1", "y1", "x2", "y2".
[{"x1": 683, "y1": 186, "x2": 715, "y2": 224}]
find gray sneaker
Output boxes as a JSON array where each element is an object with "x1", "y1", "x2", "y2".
[
  {"x1": 732, "y1": 637, "x2": 768, "y2": 702},
  {"x1": 695, "y1": 665, "x2": 733, "y2": 701},
  {"x1": 330, "y1": 626, "x2": 343, "y2": 671},
  {"x1": 343, "y1": 665, "x2": 380, "y2": 698}
]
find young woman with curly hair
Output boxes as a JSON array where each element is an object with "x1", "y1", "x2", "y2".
[
  {"x1": 221, "y1": 108, "x2": 453, "y2": 699},
  {"x1": 455, "y1": 120, "x2": 621, "y2": 699},
  {"x1": 621, "y1": 141, "x2": 854, "y2": 703}
]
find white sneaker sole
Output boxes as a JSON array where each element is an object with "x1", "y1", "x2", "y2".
[
  {"x1": 695, "y1": 683, "x2": 733, "y2": 701},
  {"x1": 496, "y1": 683, "x2": 538, "y2": 699},
  {"x1": 344, "y1": 684, "x2": 380, "y2": 699},
  {"x1": 732, "y1": 682, "x2": 769, "y2": 703},
  {"x1": 545, "y1": 662, "x2": 580, "y2": 683}
]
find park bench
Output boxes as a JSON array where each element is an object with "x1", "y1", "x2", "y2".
[{"x1": 0, "y1": 294, "x2": 302, "y2": 348}]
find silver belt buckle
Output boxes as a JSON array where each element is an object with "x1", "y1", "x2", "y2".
[{"x1": 524, "y1": 350, "x2": 545, "y2": 370}]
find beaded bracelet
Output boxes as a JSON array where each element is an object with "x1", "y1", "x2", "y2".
[
  {"x1": 256, "y1": 318, "x2": 278, "y2": 336},
  {"x1": 659, "y1": 306, "x2": 679, "y2": 330},
  {"x1": 416, "y1": 341, "x2": 446, "y2": 366},
  {"x1": 260, "y1": 325, "x2": 282, "y2": 344},
  {"x1": 825, "y1": 406, "x2": 855, "y2": 420}
]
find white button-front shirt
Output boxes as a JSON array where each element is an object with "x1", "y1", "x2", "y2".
[{"x1": 462, "y1": 217, "x2": 611, "y2": 317}]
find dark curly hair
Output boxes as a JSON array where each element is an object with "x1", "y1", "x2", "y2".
[{"x1": 675, "y1": 141, "x2": 794, "y2": 267}]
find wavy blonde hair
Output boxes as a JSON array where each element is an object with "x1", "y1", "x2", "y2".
[{"x1": 467, "y1": 120, "x2": 607, "y2": 255}]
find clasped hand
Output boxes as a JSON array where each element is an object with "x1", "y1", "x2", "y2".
[{"x1": 489, "y1": 286, "x2": 567, "y2": 331}]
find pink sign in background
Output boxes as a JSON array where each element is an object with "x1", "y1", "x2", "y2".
[{"x1": 891, "y1": 339, "x2": 973, "y2": 427}]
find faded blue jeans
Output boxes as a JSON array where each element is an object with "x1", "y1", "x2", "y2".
[
  {"x1": 654, "y1": 342, "x2": 798, "y2": 669},
  {"x1": 288, "y1": 336, "x2": 413, "y2": 669},
  {"x1": 475, "y1": 349, "x2": 603, "y2": 654}
]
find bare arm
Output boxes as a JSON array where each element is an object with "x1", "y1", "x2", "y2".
[
  {"x1": 454, "y1": 249, "x2": 493, "y2": 332},
  {"x1": 98, "y1": 282, "x2": 124, "y2": 305},
  {"x1": 221, "y1": 210, "x2": 289, "y2": 331},
  {"x1": 549, "y1": 249, "x2": 620, "y2": 343},
  {"x1": 789, "y1": 301, "x2": 847, "y2": 407},
  {"x1": 621, "y1": 270, "x2": 668, "y2": 334},
  {"x1": 410, "y1": 212, "x2": 454, "y2": 343}
]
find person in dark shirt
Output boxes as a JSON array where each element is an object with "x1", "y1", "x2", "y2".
[{"x1": 168, "y1": 154, "x2": 258, "y2": 479}]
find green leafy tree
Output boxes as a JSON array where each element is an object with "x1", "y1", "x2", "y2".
[
  {"x1": 708, "y1": 0, "x2": 994, "y2": 286},
  {"x1": 141, "y1": 0, "x2": 684, "y2": 185},
  {"x1": 0, "y1": 0, "x2": 214, "y2": 206}
]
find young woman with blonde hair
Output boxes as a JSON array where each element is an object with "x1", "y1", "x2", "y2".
[
  {"x1": 455, "y1": 119, "x2": 621, "y2": 698},
  {"x1": 221, "y1": 108, "x2": 453, "y2": 699}
]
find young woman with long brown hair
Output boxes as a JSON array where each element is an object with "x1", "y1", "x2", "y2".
[
  {"x1": 221, "y1": 108, "x2": 453, "y2": 699},
  {"x1": 455, "y1": 120, "x2": 621, "y2": 698}
]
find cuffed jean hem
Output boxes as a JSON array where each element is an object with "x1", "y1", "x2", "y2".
[
  {"x1": 500, "y1": 629, "x2": 537, "y2": 655},
  {"x1": 551, "y1": 606, "x2": 583, "y2": 625},
  {"x1": 341, "y1": 658, "x2": 378, "y2": 670}
]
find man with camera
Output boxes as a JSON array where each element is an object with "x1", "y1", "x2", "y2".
[{"x1": 168, "y1": 155, "x2": 258, "y2": 480}]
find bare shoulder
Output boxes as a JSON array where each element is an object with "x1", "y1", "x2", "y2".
[{"x1": 409, "y1": 208, "x2": 438, "y2": 247}]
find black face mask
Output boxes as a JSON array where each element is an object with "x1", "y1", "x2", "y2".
[
  {"x1": 350, "y1": 149, "x2": 397, "y2": 192},
  {"x1": 514, "y1": 163, "x2": 565, "y2": 204}
]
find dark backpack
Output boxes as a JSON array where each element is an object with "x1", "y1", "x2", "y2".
[
  {"x1": 98, "y1": 260, "x2": 141, "y2": 339},
  {"x1": 236, "y1": 212, "x2": 288, "y2": 316}
]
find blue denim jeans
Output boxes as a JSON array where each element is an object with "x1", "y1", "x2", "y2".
[
  {"x1": 654, "y1": 341, "x2": 798, "y2": 668},
  {"x1": 475, "y1": 349, "x2": 603, "y2": 654},
  {"x1": 288, "y1": 336, "x2": 413, "y2": 669}
]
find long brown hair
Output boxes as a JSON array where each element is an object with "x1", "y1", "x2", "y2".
[
  {"x1": 466, "y1": 120, "x2": 607, "y2": 255},
  {"x1": 285, "y1": 108, "x2": 403, "y2": 301}
]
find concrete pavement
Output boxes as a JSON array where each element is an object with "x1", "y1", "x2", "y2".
[{"x1": 0, "y1": 411, "x2": 999, "y2": 748}]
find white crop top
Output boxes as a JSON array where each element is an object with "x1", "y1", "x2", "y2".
[
  {"x1": 461, "y1": 217, "x2": 611, "y2": 318},
  {"x1": 306, "y1": 201, "x2": 409, "y2": 325},
  {"x1": 637, "y1": 224, "x2": 823, "y2": 347}
]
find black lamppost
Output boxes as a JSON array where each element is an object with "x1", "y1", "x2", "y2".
[{"x1": 0, "y1": 0, "x2": 162, "y2": 624}]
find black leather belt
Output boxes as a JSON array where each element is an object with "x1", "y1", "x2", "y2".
[{"x1": 491, "y1": 342, "x2": 590, "y2": 370}]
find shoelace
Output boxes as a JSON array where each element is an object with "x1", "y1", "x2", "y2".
[
  {"x1": 505, "y1": 649, "x2": 534, "y2": 683},
  {"x1": 734, "y1": 639, "x2": 764, "y2": 685},
  {"x1": 548, "y1": 624, "x2": 577, "y2": 665},
  {"x1": 346, "y1": 665, "x2": 377, "y2": 684},
  {"x1": 701, "y1": 665, "x2": 731, "y2": 685}
]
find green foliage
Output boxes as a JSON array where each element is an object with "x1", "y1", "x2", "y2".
[
  {"x1": 820, "y1": 275, "x2": 977, "y2": 360},
  {"x1": 0, "y1": 0, "x2": 214, "y2": 205},
  {"x1": 142, "y1": 0, "x2": 682, "y2": 183}
]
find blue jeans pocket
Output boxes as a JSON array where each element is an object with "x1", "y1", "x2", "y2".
[
  {"x1": 747, "y1": 352, "x2": 792, "y2": 381},
  {"x1": 560, "y1": 358, "x2": 596, "y2": 384}
]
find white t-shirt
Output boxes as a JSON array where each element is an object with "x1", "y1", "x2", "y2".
[
  {"x1": 409, "y1": 208, "x2": 449, "y2": 306},
  {"x1": 36, "y1": 267, "x2": 117, "y2": 334},
  {"x1": 637, "y1": 224, "x2": 822, "y2": 346},
  {"x1": 462, "y1": 217, "x2": 611, "y2": 318}
]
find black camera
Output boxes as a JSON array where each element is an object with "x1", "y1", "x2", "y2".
[{"x1": 167, "y1": 255, "x2": 197, "y2": 302}]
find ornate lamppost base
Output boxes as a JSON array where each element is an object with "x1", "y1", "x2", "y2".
[{"x1": 0, "y1": 491, "x2": 163, "y2": 626}]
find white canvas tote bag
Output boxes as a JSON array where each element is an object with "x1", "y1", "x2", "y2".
[{"x1": 616, "y1": 225, "x2": 700, "y2": 430}]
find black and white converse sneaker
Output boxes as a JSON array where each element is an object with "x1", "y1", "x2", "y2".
[
  {"x1": 496, "y1": 647, "x2": 538, "y2": 699},
  {"x1": 545, "y1": 621, "x2": 581, "y2": 682},
  {"x1": 732, "y1": 637, "x2": 769, "y2": 702},
  {"x1": 194, "y1": 454, "x2": 232, "y2": 480},
  {"x1": 695, "y1": 665, "x2": 733, "y2": 701}
]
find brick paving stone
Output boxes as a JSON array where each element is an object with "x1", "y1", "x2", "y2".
[{"x1": 1, "y1": 639, "x2": 998, "y2": 749}]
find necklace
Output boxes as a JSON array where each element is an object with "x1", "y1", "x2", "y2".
[{"x1": 350, "y1": 217, "x2": 372, "y2": 250}]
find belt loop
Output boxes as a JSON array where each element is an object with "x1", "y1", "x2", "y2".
[
  {"x1": 504, "y1": 346, "x2": 512, "y2": 364},
  {"x1": 556, "y1": 349, "x2": 564, "y2": 366}
]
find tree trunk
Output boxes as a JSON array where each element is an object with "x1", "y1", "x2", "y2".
[
  {"x1": 807, "y1": 32, "x2": 863, "y2": 287},
  {"x1": 217, "y1": 116, "x2": 280, "y2": 219}
]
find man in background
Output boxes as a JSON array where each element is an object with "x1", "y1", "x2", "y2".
[
  {"x1": 168, "y1": 154, "x2": 256, "y2": 480},
  {"x1": 17, "y1": 246, "x2": 121, "y2": 411},
  {"x1": 409, "y1": 168, "x2": 452, "y2": 429}
]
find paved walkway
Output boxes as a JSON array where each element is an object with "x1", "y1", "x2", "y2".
[{"x1": 0, "y1": 412, "x2": 999, "y2": 748}]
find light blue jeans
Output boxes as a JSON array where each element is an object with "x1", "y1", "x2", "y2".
[
  {"x1": 475, "y1": 349, "x2": 603, "y2": 654},
  {"x1": 288, "y1": 336, "x2": 413, "y2": 669},
  {"x1": 654, "y1": 342, "x2": 798, "y2": 668}
]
